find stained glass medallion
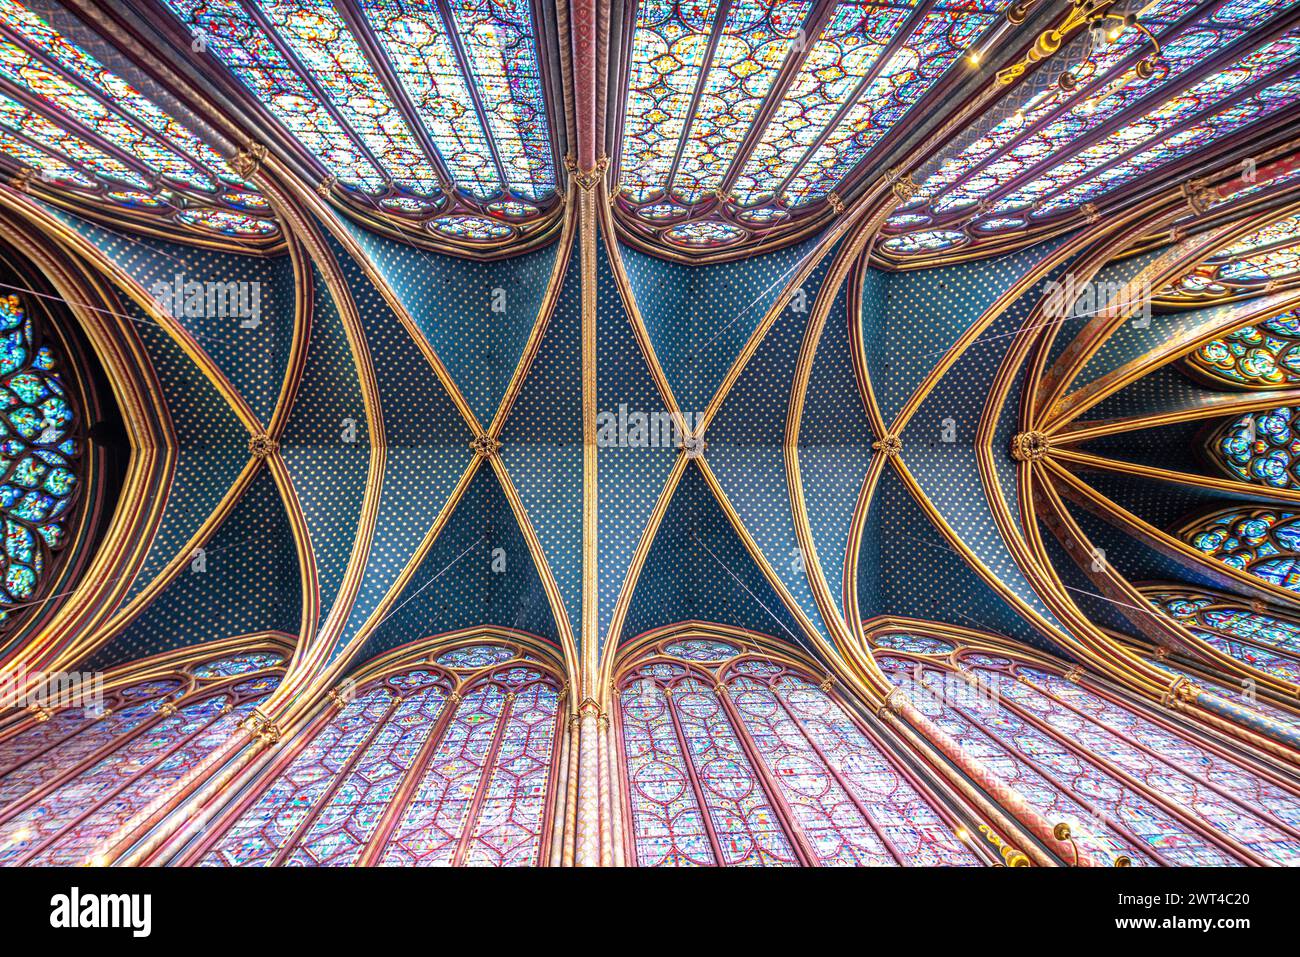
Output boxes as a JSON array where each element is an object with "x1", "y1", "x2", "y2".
[
  {"x1": 1206, "y1": 406, "x2": 1300, "y2": 488},
  {"x1": 1147, "y1": 587, "x2": 1300, "y2": 685},
  {"x1": 1160, "y1": 210, "x2": 1300, "y2": 305},
  {"x1": 1180, "y1": 507, "x2": 1300, "y2": 594},
  {"x1": 617, "y1": 635, "x2": 981, "y2": 866},
  {"x1": 1184, "y1": 308, "x2": 1300, "y2": 388},
  {"x1": 0, "y1": 294, "x2": 80, "y2": 632}
]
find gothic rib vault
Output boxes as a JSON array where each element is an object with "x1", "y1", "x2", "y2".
[{"x1": 0, "y1": 0, "x2": 1299, "y2": 867}]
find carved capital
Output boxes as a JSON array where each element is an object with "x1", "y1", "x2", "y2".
[
  {"x1": 888, "y1": 168, "x2": 919, "y2": 203},
  {"x1": 26, "y1": 703, "x2": 52, "y2": 722},
  {"x1": 1182, "y1": 176, "x2": 1215, "y2": 215},
  {"x1": 874, "y1": 686, "x2": 903, "y2": 717},
  {"x1": 1161, "y1": 676, "x2": 1197, "y2": 710},
  {"x1": 242, "y1": 709, "x2": 281, "y2": 744},
  {"x1": 317, "y1": 175, "x2": 338, "y2": 197},
  {"x1": 227, "y1": 143, "x2": 268, "y2": 180},
  {"x1": 568, "y1": 155, "x2": 609, "y2": 192},
  {"x1": 827, "y1": 191, "x2": 846, "y2": 214}
]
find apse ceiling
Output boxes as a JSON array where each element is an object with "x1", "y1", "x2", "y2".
[{"x1": 2, "y1": 0, "x2": 1300, "y2": 756}]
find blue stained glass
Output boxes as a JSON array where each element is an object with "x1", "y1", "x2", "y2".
[{"x1": 0, "y1": 296, "x2": 77, "y2": 630}]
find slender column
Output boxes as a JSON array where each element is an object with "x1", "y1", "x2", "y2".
[
  {"x1": 597, "y1": 710, "x2": 613, "y2": 866},
  {"x1": 895, "y1": 697, "x2": 1104, "y2": 866},
  {"x1": 562, "y1": 713, "x2": 580, "y2": 865},
  {"x1": 574, "y1": 701, "x2": 603, "y2": 865},
  {"x1": 547, "y1": 692, "x2": 572, "y2": 866},
  {"x1": 604, "y1": 700, "x2": 626, "y2": 866}
]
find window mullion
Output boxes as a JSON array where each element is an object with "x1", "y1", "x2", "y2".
[
  {"x1": 269, "y1": 691, "x2": 403, "y2": 866},
  {"x1": 712, "y1": 680, "x2": 819, "y2": 866},
  {"x1": 356, "y1": 684, "x2": 461, "y2": 867},
  {"x1": 450, "y1": 687, "x2": 515, "y2": 867},
  {"x1": 660, "y1": 685, "x2": 727, "y2": 868},
  {"x1": 766, "y1": 680, "x2": 908, "y2": 866}
]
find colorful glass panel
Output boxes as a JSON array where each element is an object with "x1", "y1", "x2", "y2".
[
  {"x1": 1150, "y1": 589, "x2": 1300, "y2": 685},
  {"x1": 0, "y1": 663, "x2": 279, "y2": 866},
  {"x1": 0, "y1": 295, "x2": 79, "y2": 630},
  {"x1": 1165, "y1": 212, "x2": 1300, "y2": 302},
  {"x1": 884, "y1": 1, "x2": 1300, "y2": 255},
  {"x1": 1186, "y1": 309, "x2": 1300, "y2": 387},
  {"x1": 617, "y1": 640, "x2": 979, "y2": 866},
  {"x1": 999, "y1": 666, "x2": 1300, "y2": 863},
  {"x1": 1182, "y1": 508, "x2": 1300, "y2": 593},
  {"x1": 160, "y1": 0, "x2": 555, "y2": 231},
  {"x1": 203, "y1": 654, "x2": 561, "y2": 867},
  {"x1": 877, "y1": 654, "x2": 1238, "y2": 865},
  {"x1": 1208, "y1": 407, "x2": 1300, "y2": 489},
  {"x1": 0, "y1": 0, "x2": 275, "y2": 237}
]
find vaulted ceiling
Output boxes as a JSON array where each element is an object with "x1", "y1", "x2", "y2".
[{"x1": 1, "y1": 0, "x2": 1300, "y2": 750}]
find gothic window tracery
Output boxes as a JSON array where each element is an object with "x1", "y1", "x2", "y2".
[
  {"x1": 615, "y1": 633, "x2": 981, "y2": 866},
  {"x1": 157, "y1": 0, "x2": 559, "y2": 246},
  {"x1": 878, "y1": 0, "x2": 1300, "y2": 261},
  {"x1": 614, "y1": 0, "x2": 1013, "y2": 253},
  {"x1": 1147, "y1": 586, "x2": 1300, "y2": 685},
  {"x1": 0, "y1": 647, "x2": 285, "y2": 865},
  {"x1": 871, "y1": 633, "x2": 1300, "y2": 866},
  {"x1": 0, "y1": 294, "x2": 80, "y2": 633},
  {"x1": 0, "y1": 0, "x2": 278, "y2": 241},
  {"x1": 1183, "y1": 308, "x2": 1300, "y2": 387},
  {"x1": 195, "y1": 639, "x2": 563, "y2": 867},
  {"x1": 1179, "y1": 506, "x2": 1300, "y2": 594}
]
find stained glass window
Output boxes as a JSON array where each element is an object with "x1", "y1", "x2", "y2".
[
  {"x1": 1184, "y1": 308, "x2": 1300, "y2": 388},
  {"x1": 616, "y1": 634, "x2": 981, "y2": 866},
  {"x1": 197, "y1": 641, "x2": 562, "y2": 867},
  {"x1": 1162, "y1": 212, "x2": 1300, "y2": 304},
  {"x1": 0, "y1": 0, "x2": 277, "y2": 239},
  {"x1": 1180, "y1": 507, "x2": 1300, "y2": 593},
  {"x1": 880, "y1": 0, "x2": 1300, "y2": 258},
  {"x1": 876, "y1": 640, "x2": 1300, "y2": 865},
  {"x1": 1206, "y1": 406, "x2": 1300, "y2": 489},
  {"x1": 159, "y1": 0, "x2": 557, "y2": 240},
  {"x1": 0, "y1": 649, "x2": 284, "y2": 865},
  {"x1": 0, "y1": 295, "x2": 79, "y2": 632},
  {"x1": 1148, "y1": 586, "x2": 1300, "y2": 684},
  {"x1": 615, "y1": 0, "x2": 1012, "y2": 251}
]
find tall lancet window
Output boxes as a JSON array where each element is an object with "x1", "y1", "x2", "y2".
[
  {"x1": 0, "y1": 648, "x2": 285, "y2": 865},
  {"x1": 157, "y1": 0, "x2": 559, "y2": 246},
  {"x1": 1160, "y1": 211, "x2": 1300, "y2": 305},
  {"x1": 195, "y1": 639, "x2": 563, "y2": 867},
  {"x1": 615, "y1": 633, "x2": 981, "y2": 866},
  {"x1": 871, "y1": 632, "x2": 1300, "y2": 866},
  {"x1": 1179, "y1": 507, "x2": 1300, "y2": 594},
  {"x1": 0, "y1": 294, "x2": 80, "y2": 633},
  {"x1": 880, "y1": 0, "x2": 1300, "y2": 259}
]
